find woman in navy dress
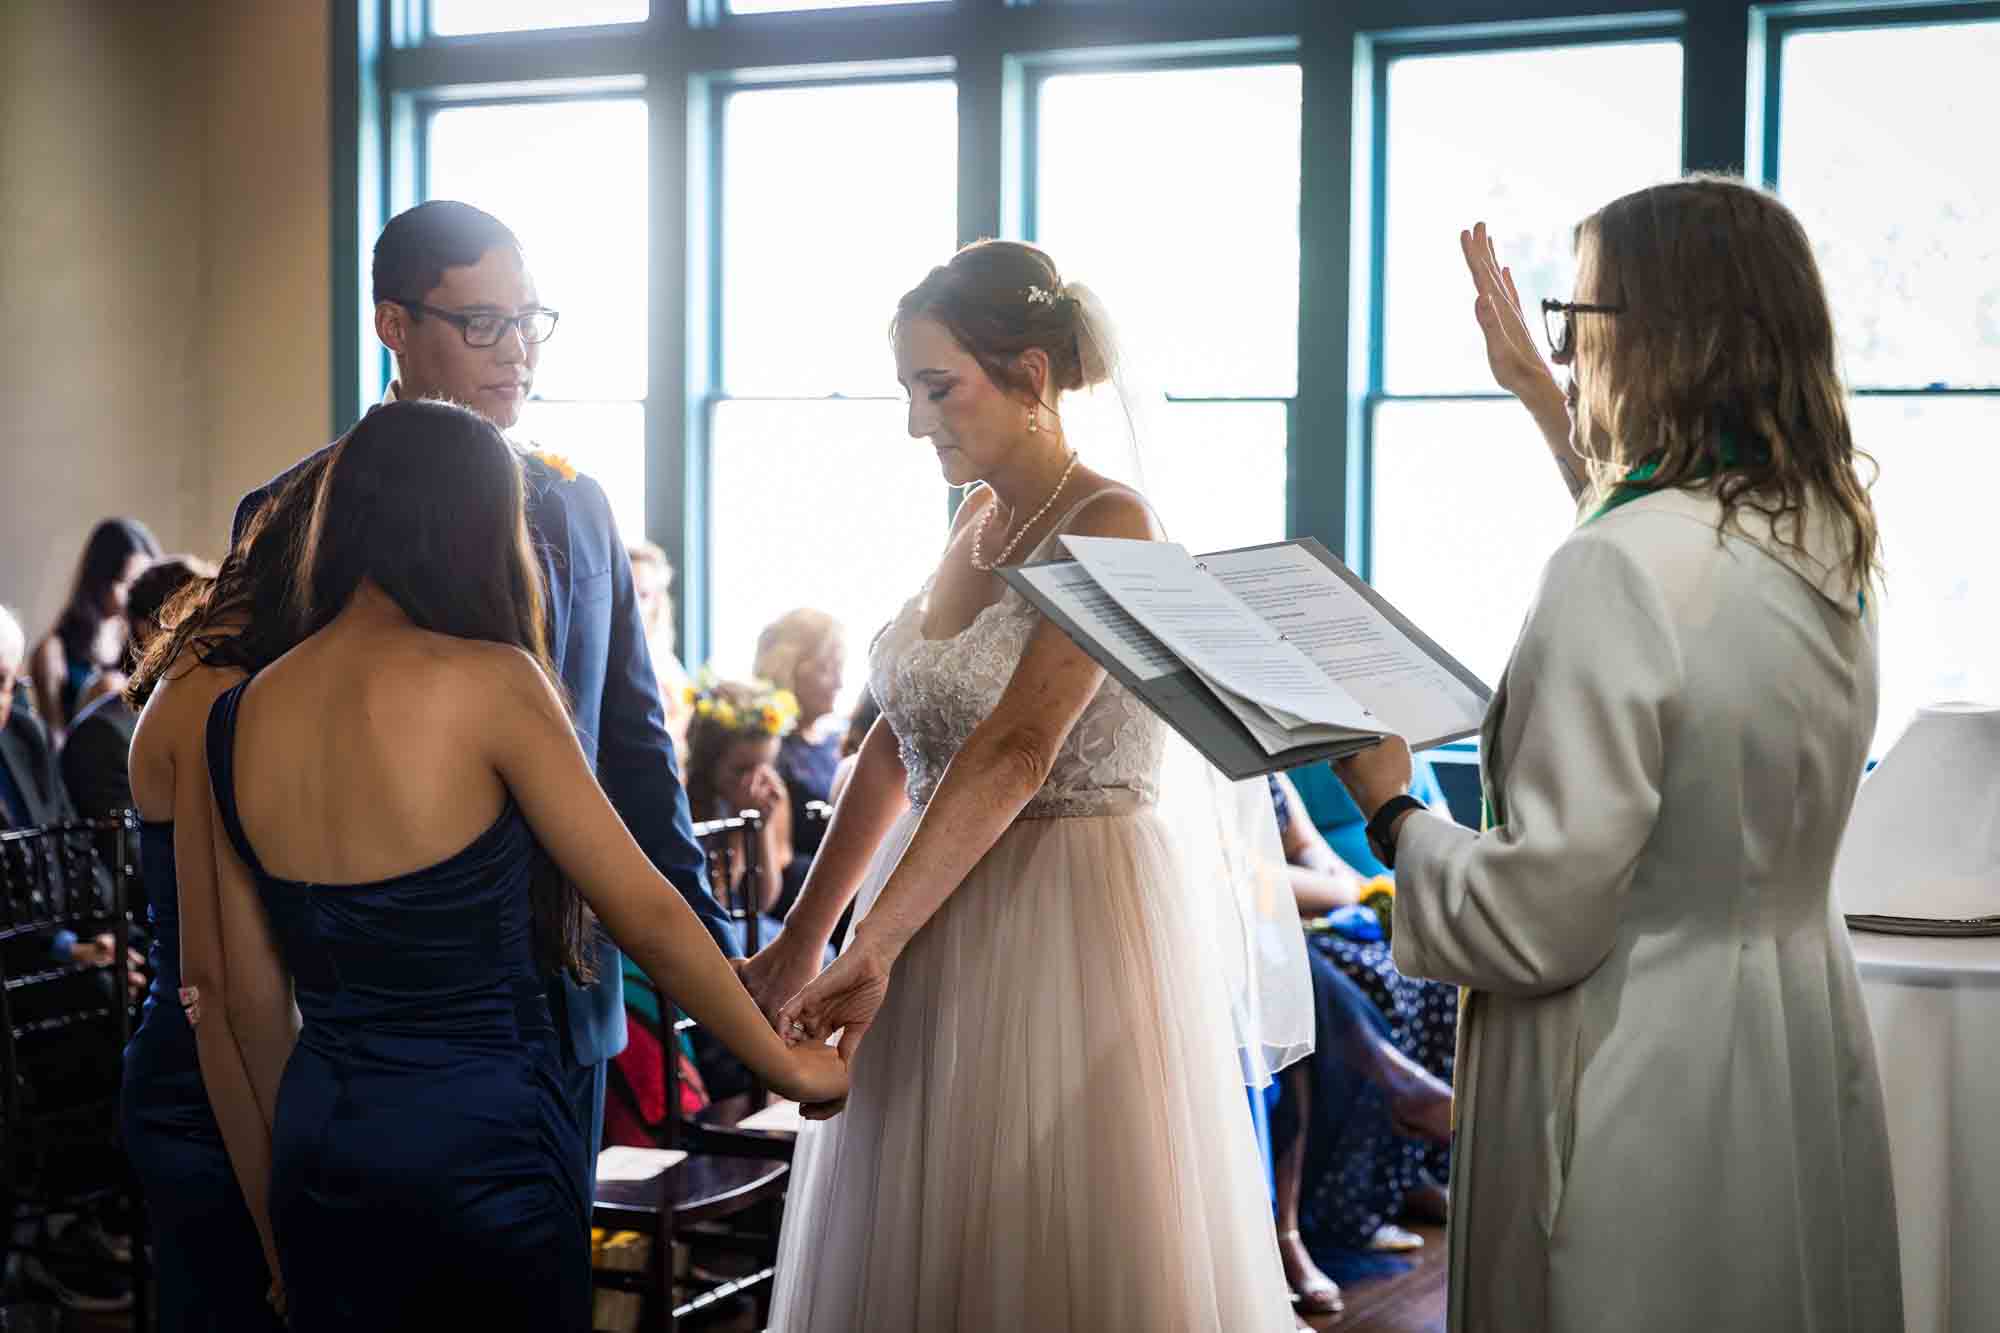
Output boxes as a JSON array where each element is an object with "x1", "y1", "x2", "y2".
[
  {"x1": 193, "y1": 401, "x2": 848, "y2": 1331},
  {"x1": 121, "y1": 465, "x2": 329, "y2": 1329}
]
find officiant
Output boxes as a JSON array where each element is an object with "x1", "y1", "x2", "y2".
[{"x1": 1332, "y1": 180, "x2": 1903, "y2": 1333}]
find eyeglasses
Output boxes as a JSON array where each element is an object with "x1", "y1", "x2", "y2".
[
  {"x1": 1540, "y1": 298, "x2": 1625, "y2": 364},
  {"x1": 393, "y1": 300, "x2": 560, "y2": 348}
]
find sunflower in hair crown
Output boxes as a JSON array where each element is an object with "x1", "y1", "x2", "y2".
[{"x1": 683, "y1": 674, "x2": 799, "y2": 738}]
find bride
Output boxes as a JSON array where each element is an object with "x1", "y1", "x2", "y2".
[{"x1": 740, "y1": 239, "x2": 1309, "y2": 1332}]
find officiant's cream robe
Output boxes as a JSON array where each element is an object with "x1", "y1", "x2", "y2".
[{"x1": 1394, "y1": 485, "x2": 1903, "y2": 1333}]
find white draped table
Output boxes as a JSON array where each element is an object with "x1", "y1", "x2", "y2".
[{"x1": 1851, "y1": 929, "x2": 2000, "y2": 1333}]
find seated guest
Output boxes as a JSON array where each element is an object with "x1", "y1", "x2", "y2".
[
  {"x1": 1268, "y1": 769, "x2": 1457, "y2": 1322},
  {"x1": 683, "y1": 678, "x2": 796, "y2": 933},
  {"x1": 751, "y1": 609, "x2": 845, "y2": 916},
  {"x1": 30, "y1": 519, "x2": 159, "y2": 736},
  {"x1": 628, "y1": 541, "x2": 693, "y2": 759},
  {"x1": 61, "y1": 557, "x2": 214, "y2": 820}
]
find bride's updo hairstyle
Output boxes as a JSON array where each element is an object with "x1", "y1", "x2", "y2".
[
  {"x1": 1572, "y1": 174, "x2": 1879, "y2": 591},
  {"x1": 302, "y1": 398, "x2": 593, "y2": 982},
  {"x1": 892, "y1": 239, "x2": 1112, "y2": 401}
]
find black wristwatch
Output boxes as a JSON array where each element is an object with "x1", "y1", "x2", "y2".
[{"x1": 1365, "y1": 794, "x2": 1427, "y2": 870}]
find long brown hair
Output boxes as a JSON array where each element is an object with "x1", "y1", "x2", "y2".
[
  {"x1": 127, "y1": 463, "x2": 326, "y2": 709},
  {"x1": 1571, "y1": 175, "x2": 1880, "y2": 591},
  {"x1": 302, "y1": 398, "x2": 591, "y2": 982}
]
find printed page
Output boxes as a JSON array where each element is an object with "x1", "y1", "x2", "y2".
[
  {"x1": 1013, "y1": 560, "x2": 1182, "y2": 682},
  {"x1": 1061, "y1": 536, "x2": 1377, "y2": 732},
  {"x1": 1198, "y1": 543, "x2": 1487, "y2": 746}
]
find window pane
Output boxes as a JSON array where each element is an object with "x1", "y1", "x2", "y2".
[
  {"x1": 427, "y1": 99, "x2": 647, "y2": 402},
  {"x1": 1381, "y1": 42, "x2": 1682, "y2": 394},
  {"x1": 723, "y1": 82, "x2": 956, "y2": 395},
  {"x1": 1778, "y1": 23, "x2": 2000, "y2": 388},
  {"x1": 1082, "y1": 399, "x2": 1287, "y2": 555},
  {"x1": 708, "y1": 399, "x2": 948, "y2": 712},
  {"x1": 431, "y1": 0, "x2": 646, "y2": 35},
  {"x1": 729, "y1": 0, "x2": 943, "y2": 10},
  {"x1": 1369, "y1": 399, "x2": 1579, "y2": 688},
  {"x1": 1036, "y1": 64, "x2": 1300, "y2": 398},
  {"x1": 514, "y1": 400, "x2": 646, "y2": 544},
  {"x1": 1852, "y1": 396, "x2": 2000, "y2": 752}
]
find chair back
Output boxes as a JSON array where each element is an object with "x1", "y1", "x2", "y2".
[{"x1": 0, "y1": 817, "x2": 137, "y2": 1140}]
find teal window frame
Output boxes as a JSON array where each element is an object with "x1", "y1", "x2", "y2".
[{"x1": 334, "y1": 0, "x2": 1997, "y2": 676}]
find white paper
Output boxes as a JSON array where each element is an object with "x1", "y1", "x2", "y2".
[
  {"x1": 1013, "y1": 560, "x2": 1182, "y2": 682},
  {"x1": 1061, "y1": 537, "x2": 1376, "y2": 732},
  {"x1": 595, "y1": 1146, "x2": 687, "y2": 1181},
  {"x1": 1197, "y1": 544, "x2": 1487, "y2": 746}
]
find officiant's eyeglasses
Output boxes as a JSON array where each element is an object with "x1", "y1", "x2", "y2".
[
  {"x1": 1540, "y1": 299, "x2": 1625, "y2": 365},
  {"x1": 392, "y1": 300, "x2": 560, "y2": 348}
]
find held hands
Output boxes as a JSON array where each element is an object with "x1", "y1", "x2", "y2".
[
  {"x1": 73, "y1": 933, "x2": 148, "y2": 1002},
  {"x1": 1333, "y1": 735, "x2": 1415, "y2": 823},
  {"x1": 736, "y1": 930, "x2": 828, "y2": 1030},
  {"x1": 776, "y1": 936, "x2": 893, "y2": 1068}
]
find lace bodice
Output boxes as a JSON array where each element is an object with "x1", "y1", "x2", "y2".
[{"x1": 869, "y1": 492, "x2": 1165, "y2": 818}]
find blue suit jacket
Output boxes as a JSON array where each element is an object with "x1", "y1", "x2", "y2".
[{"x1": 234, "y1": 430, "x2": 734, "y2": 1068}]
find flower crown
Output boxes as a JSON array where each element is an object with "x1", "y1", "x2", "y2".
[{"x1": 682, "y1": 672, "x2": 799, "y2": 738}]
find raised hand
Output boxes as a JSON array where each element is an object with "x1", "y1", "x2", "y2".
[
  {"x1": 1461, "y1": 221, "x2": 1584, "y2": 498},
  {"x1": 775, "y1": 939, "x2": 892, "y2": 1067},
  {"x1": 1462, "y1": 222, "x2": 1561, "y2": 404}
]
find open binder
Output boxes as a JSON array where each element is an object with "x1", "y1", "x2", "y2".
[{"x1": 999, "y1": 536, "x2": 1491, "y2": 781}]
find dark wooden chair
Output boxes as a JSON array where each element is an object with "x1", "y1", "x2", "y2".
[
  {"x1": 0, "y1": 817, "x2": 150, "y2": 1329},
  {"x1": 590, "y1": 812, "x2": 791, "y2": 1333}
]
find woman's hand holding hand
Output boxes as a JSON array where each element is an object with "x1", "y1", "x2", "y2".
[
  {"x1": 776, "y1": 937, "x2": 894, "y2": 1067},
  {"x1": 1334, "y1": 735, "x2": 1415, "y2": 821},
  {"x1": 735, "y1": 930, "x2": 827, "y2": 1029}
]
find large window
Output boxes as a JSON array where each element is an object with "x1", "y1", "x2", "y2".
[
  {"x1": 426, "y1": 97, "x2": 650, "y2": 541},
  {"x1": 704, "y1": 78, "x2": 958, "y2": 704},
  {"x1": 1771, "y1": 14, "x2": 2000, "y2": 749},
  {"x1": 1033, "y1": 60, "x2": 1299, "y2": 556},
  {"x1": 1362, "y1": 36, "x2": 1684, "y2": 689},
  {"x1": 351, "y1": 0, "x2": 2000, "y2": 750}
]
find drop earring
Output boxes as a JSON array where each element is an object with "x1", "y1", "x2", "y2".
[{"x1": 1027, "y1": 403, "x2": 1041, "y2": 434}]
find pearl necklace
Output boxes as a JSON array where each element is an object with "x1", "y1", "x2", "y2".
[{"x1": 969, "y1": 451, "x2": 1080, "y2": 572}]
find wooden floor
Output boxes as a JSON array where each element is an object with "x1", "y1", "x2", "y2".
[
  {"x1": 55, "y1": 1224, "x2": 1447, "y2": 1333},
  {"x1": 1300, "y1": 1224, "x2": 1448, "y2": 1333}
]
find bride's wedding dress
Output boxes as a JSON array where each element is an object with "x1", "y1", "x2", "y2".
[{"x1": 767, "y1": 487, "x2": 1296, "y2": 1332}]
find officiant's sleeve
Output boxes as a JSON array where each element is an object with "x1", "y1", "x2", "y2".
[
  {"x1": 1391, "y1": 533, "x2": 1680, "y2": 998},
  {"x1": 586, "y1": 480, "x2": 736, "y2": 958}
]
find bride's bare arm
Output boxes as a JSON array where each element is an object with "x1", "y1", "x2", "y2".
[
  {"x1": 830, "y1": 491, "x2": 1156, "y2": 967},
  {"x1": 736, "y1": 717, "x2": 909, "y2": 1023}
]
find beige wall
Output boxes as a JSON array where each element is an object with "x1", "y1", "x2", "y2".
[{"x1": 0, "y1": 0, "x2": 329, "y2": 639}]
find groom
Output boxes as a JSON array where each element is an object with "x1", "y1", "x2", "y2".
[{"x1": 234, "y1": 200, "x2": 733, "y2": 1184}]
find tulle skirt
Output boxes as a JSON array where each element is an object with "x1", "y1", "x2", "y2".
[{"x1": 767, "y1": 806, "x2": 1296, "y2": 1333}]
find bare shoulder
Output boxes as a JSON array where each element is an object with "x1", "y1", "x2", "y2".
[
  {"x1": 440, "y1": 637, "x2": 568, "y2": 722},
  {"x1": 1060, "y1": 483, "x2": 1161, "y2": 542}
]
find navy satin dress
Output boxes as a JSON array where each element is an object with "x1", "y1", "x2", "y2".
[
  {"x1": 206, "y1": 683, "x2": 589, "y2": 1331},
  {"x1": 118, "y1": 819, "x2": 285, "y2": 1332}
]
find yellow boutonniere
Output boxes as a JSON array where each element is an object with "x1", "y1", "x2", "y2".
[{"x1": 528, "y1": 446, "x2": 578, "y2": 482}]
